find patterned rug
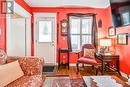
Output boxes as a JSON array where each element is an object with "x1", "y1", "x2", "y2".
[
  {"x1": 43, "y1": 75, "x2": 84, "y2": 87},
  {"x1": 70, "y1": 79, "x2": 84, "y2": 87}
]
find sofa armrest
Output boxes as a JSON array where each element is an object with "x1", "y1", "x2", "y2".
[{"x1": 6, "y1": 56, "x2": 44, "y2": 76}]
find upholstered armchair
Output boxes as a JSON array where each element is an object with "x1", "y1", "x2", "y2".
[{"x1": 76, "y1": 44, "x2": 100, "y2": 75}]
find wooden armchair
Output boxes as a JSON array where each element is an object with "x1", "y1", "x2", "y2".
[{"x1": 76, "y1": 44, "x2": 100, "y2": 75}]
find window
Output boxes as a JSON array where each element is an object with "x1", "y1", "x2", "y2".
[
  {"x1": 38, "y1": 20, "x2": 52, "y2": 42},
  {"x1": 70, "y1": 16, "x2": 93, "y2": 51}
]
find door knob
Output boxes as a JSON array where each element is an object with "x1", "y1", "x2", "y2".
[{"x1": 52, "y1": 43, "x2": 55, "y2": 46}]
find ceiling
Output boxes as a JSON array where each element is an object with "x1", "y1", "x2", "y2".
[{"x1": 24, "y1": 0, "x2": 110, "y2": 8}]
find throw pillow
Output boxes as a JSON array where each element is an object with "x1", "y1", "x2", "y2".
[
  {"x1": 0, "y1": 60, "x2": 24, "y2": 87},
  {"x1": 84, "y1": 48, "x2": 95, "y2": 58}
]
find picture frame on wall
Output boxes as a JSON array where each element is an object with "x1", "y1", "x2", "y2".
[
  {"x1": 108, "y1": 27, "x2": 116, "y2": 36},
  {"x1": 117, "y1": 33, "x2": 128, "y2": 45},
  {"x1": 61, "y1": 19, "x2": 68, "y2": 36}
]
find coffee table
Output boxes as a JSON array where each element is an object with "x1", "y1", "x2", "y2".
[{"x1": 83, "y1": 76, "x2": 130, "y2": 87}]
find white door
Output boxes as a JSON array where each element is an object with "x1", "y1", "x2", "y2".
[
  {"x1": 7, "y1": 18, "x2": 26, "y2": 56},
  {"x1": 35, "y1": 17, "x2": 56, "y2": 64}
]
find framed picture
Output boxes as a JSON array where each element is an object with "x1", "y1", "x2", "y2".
[
  {"x1": 117, "y1": 33, "x2": 128, "y2": 45},
  {"x1": 108, "y1": 27, "x2": 116, "y2": 36},
  {"x1": 61, "y1": 19, "x2": 68, "y2": 36}
]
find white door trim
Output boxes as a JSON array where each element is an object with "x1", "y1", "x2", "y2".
[
  {"x1": 34, "y1": 12, "x2": 57, "y2": 64},
  {"x1": 6, "y1": 1, "x2": 32, "y2": 56}
]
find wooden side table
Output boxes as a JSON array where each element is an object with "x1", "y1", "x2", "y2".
[
  {"x1": 97, "y1": 55, "x2": 121, "y2": 75},
  {"x1": 58, "y1": 48, "x2": 70, "y2": 70}
]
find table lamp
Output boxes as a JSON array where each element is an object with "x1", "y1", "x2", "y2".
[{"x1": 99, "y1": 38, "x2": 112, "y2": 55}]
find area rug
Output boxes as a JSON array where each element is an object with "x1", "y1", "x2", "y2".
[
  {"x1": 44, "y1": 76, "x2": 71, "y2": 87},
  {"x1": 43, "y1": 66, "x2": 55, "y2": 73},
  {"x1": 43, "y1": 75, "x2": 84, "y2": 87}
]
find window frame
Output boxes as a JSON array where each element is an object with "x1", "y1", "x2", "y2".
[{"x1": 69, "y1": 16, "x2": 93, "y2": 51}]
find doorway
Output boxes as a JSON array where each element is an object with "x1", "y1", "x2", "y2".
[
  {"x1": 7, "y1": 16, "x2": 26, "y2": 56},
  {"x1": 34, "y1": 13, "x2": 57, "y2": 64},
  {"x1": 6, "y1": 2, "x2": 31, "y2": 56}
]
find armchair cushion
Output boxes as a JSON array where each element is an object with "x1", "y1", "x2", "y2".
[
  {"x1": 77, "y1": 57, "x2": 98, "y2": 65},
  {"x1": 84, "y1": 48, "x2": 95, "y2": 58}
]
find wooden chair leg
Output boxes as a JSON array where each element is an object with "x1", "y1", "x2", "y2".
[
  {"x1": 76, "y1": 63, "x2": 79, "y2": 74},
  {"x1": 96, "y1": 68, "x2": 98, "y2": 75},
  {"x1": 92, "y1": 65, "x2": 94, "y2": 70},
  {"x1": 82, "y1": 64, "x2": 84, "y2": 68}
]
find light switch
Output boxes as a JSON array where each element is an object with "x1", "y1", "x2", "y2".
[{"x1": 63, "y1": 37, "x2": 66, "y2": 40}]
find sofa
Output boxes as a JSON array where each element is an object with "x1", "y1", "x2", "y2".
[{"x1": 5, "y1": 56, "x2": 44, "y2": 87}]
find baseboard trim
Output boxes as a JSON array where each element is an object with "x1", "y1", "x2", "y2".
[
  {"x1": 70, "y1": 63, "x2": 93, "y2": 67},
  {"x1": 121, "y1": 71, "x2": 128, "y2": 79},
  {"x1": 70, "y1": 64, "x2": 76, "y2": 66}
]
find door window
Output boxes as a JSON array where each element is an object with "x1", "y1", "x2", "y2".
[{"x1": 38, "y1": 20, "x2": 52, "y2": 42}]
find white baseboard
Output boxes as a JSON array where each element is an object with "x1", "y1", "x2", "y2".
[
  {"x1": 121, "y1": 71, "x2": 128, "y2": 79},
  {"x1": 70, "y1": 64, "x2": 76, "y2": 66},
  {"x1": 70, "y1": 63, "x2": 92, "y2": 67}
]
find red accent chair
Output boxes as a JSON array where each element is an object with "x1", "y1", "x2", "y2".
[{"x1": 76, "y1": 44, "x2": 100, "y2": 75}]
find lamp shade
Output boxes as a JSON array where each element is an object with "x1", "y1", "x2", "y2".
[{"x1": 100, "y1": 39, "x2": 112, "y2": 47}]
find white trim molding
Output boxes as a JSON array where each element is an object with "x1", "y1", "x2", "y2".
[
  {"x1": 24, "y1": 0, "x2": 110, "y2": 8},
  {"x1": 6, "y1": 0, "x2": 32, "y2": 56}
]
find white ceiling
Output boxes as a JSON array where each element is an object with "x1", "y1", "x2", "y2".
[{"x1": 24, "y1": 0, "x2": 110, "y2": 8}]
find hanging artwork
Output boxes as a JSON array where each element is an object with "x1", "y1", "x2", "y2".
[
  {"x1": 117, "y1": 33, "x2": 128, "y2": 45},
  {"x1": 109, "y1": 27, "x2": 116, "y2": 36}
]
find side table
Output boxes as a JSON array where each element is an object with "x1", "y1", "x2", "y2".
[
  {"x1": 97, "y1": 55, "x2": 121, "y2": 75},
  {"x1": 58, "y1": 48, "x2": 70, "y2": 70}
]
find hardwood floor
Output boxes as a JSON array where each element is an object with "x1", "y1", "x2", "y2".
[{"x1": 43, "y1": 66, "x2": 128, "y2": 82}]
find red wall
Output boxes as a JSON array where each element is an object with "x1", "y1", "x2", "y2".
[
  {"x1": 115, "y1": 26, "x2": 130, "y2": 74},
  {"x1": 32, "y1": 7, "x2": 112, "y2": 63},
  {"x1": 1, "y1": 0, "x2": 130, "y2": 74},
  {"x1": 0, "y1": 0, "x2": 6, "y2": 51}
]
